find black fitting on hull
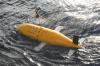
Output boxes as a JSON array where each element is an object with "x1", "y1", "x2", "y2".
[{"x1": 73, "y1": 35, "x2": 79, "y2": 45}]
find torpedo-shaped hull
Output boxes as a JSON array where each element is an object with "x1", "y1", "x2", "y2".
[{"x1": 17, "y1": 23, "x2": 81, "y2": 49}]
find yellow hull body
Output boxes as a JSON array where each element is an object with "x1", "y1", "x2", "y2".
[{"x1": 17, "y1": 23, "x2": 81, "y2": 49}]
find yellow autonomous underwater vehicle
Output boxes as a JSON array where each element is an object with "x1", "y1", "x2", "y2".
[{"x1": 17, "y1": 23, "x2": 81, "y2": 49}]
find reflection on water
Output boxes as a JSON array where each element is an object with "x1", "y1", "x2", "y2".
[{"x1": 0, "y1": 0, "x2": 100, "y2": 66}]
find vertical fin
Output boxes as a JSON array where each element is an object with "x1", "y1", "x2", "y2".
[
  {"x1": 73, "y1": 35, "x2": 79, "y2": 45},
  {"x1": 67, "y1": 34, "x2": 80, "y2": 56},
  {"x1": 67, "y1": 49, "x2": 76, "y2": 56},
  {"x1": 33, "y1": 42, "x2": 46, "y2": 51}
]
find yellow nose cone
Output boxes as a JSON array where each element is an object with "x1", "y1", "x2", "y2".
[{"x1": 17, "y1": 23, "x2": 81, "y2": 49}]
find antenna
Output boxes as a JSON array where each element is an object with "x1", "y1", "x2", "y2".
[{"x1": 35, "y1": 7, "x2": 40, "y2": 18}]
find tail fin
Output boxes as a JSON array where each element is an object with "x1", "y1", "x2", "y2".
[
  {"x1": 73, "y1": 35, "x2": 79, "y2": 45},
  {"x1": 67, "y1": 34, "x2": 80, "y2": 57}
]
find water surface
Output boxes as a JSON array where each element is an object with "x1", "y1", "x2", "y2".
[{"x1": 0, "y1": 0, "x2": 100, "y2": 66}]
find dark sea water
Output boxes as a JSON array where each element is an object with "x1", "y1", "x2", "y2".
[{"x1": 0, "y1": 0, "x2": 100, "y2": 66}]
